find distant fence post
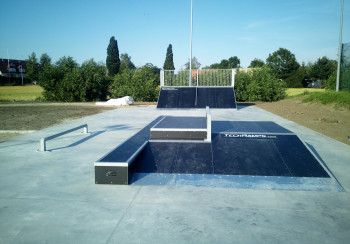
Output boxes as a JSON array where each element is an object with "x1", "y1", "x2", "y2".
[
  {"x1": 231, "y1": 69, "x2": 236, "y2": 87},
  {"x1": 160, "y1": 70, "x2": 164, "y2": 87}
]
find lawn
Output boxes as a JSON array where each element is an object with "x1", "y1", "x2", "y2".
[
  {"x1": 286, "y1": 88, "x2": 350, "y2": 111},
  {"x1": 286, "y1": 88, "x2": 324, "y2": 98},
  {"x1": 0, "y1": 85, "x2": 43, "y2": 102},
  {"x1": 302, "y1": 90, "x2": 350, "y2": 110}
]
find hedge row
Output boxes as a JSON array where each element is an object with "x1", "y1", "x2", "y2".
[
  {"x1": 112, "y1": 65, "x2": 160, "y2": 102},
  {"x1": 235, "y1": 66, "x2": 286, "y2": 102}
]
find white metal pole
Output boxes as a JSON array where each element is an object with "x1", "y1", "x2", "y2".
[
  {"x1": 336, "y1": 0, "x2": 344, "y2": 92},
  {"x1": 189, "y1": 0, "x2": 193, "y2": 87}
]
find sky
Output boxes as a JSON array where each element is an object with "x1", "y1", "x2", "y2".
[{"x1": 1, "y1": 0, "x2": 349, "y2": 70}]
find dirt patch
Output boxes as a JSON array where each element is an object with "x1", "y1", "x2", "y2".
[
  {"x1": 1, "y1": 99, "x2": 349, "y2": 145},
  {"x1": 0, "y1": 102, "x2": 156, "y2": 142},
  {"x1": 255, "y1": 96, "x2": 350, "y2": 145}
]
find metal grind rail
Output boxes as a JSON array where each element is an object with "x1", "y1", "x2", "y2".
[{"x1": 39, "y1": 124, "x2": 88, "y2": 152}]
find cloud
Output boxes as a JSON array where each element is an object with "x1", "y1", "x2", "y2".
[
  {"x1": 245, "y1": 16, "x2": 300, "y2": 29},
  {"x1": 236, "y1": 36, "x2": 256, "y2": 42},
  {"x1": 246, "y1": 21, "x2": 267, "y2": 29}
]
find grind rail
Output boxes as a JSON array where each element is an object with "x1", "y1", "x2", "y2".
[{"x1": 39, "y1": 124, "x2": 88, "y2": 152}]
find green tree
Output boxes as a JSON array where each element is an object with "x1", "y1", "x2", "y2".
[
  {"x1": 324, "y1": 70, "x2": 337, "y2": 90},
  {"x1": 80, "y1": 59, "x2": 109, "y2": 101},
  {"x1": 106, "y1": 36, "x2": 120, "y2": 76},
  {"x1": 26, "y1": 52, "x2": 40, "y2": 82},
  {"x1": 39, "y1": 53, "x2": 52, "y2": 68},
  {"x1": 235, "y1": 66, "x2": 286, "y2": 102},
  {"x1": 266, "y1": 48, "x2": 300, "y2": 79},
  {"x1": 112, "y1": 69, "x2": 134, "y2": 98},
  {"x1": 120, "y1": 53, "x2": 136, "y2": 72},
  {"x1": 37, "y1": 53, "x2": 56, "y2": 101},
  {"x1": 163, "y1": 44, "x2": 175, "y2": 70},
  {"x1": 184, "y1": 57, "x2": 201, "y2": 69},
  {"x1": 249, "y1": 58, "x2": 265, "y2": 68},
  {"x1": 219, "y1": 59, "x2": 229, "y2": 69},
  {"x1": 37, "y1": 54, "x2": 109, "y2": 102},
  {"x1": 205, "y1": 56, "x2": 240, "y2": 69},
  {"x1": 228, "y1": 56, "x2": 240, "y2": 68},
  {"x1": 206, "y1": 63, "x2": 220, "y2": 69},
  {"x1": 112, "y1": 63, "x2": 160, "y2": 101},
  {"x1": 310, "y1": 56, "x2": 337, "y2": 81}
]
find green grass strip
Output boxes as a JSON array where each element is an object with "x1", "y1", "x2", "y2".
[
  {"x1": 302, "y1": 91, "x2": 350, "y2": 110},
  {"x1": 0, "y1": 85, "x2": 43, "y2": 102}
]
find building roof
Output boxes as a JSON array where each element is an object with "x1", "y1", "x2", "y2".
[{"x1": 0, "y1": 58, "x2": 27, "y2": 75}]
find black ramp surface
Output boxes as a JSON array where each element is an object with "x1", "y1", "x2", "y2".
[
  {"x1": 212, "y1": 134, "x2": 291, "y2": 176},
  {"x1": 212, "y1": 134, "x2": 330, "y2": 177},
  {"x1": 133, "y1": 142, "x2": 213, "y2": 174},
  {"x1": 154, "y1": 116, "x2": 206, "y2": 129},
  {"x1": 157, "y1": 87, "x2": 196, "y2": 108},
  {"x1": 212, "y1": 121, "x2": 293, "y2": 134},
  {"x1": 132, "y1": 134, "x2": 330, "y2": 178},
  {"x1": 157, "y1": 87, "x2": 237, "y2": 109},
  {"x1": 97, "y1": 116, "x2": 164, "y2": 163},
  {"x1": 274, "y1": 135, "x2": 329, "y2": 177},
  {"x1": 196, "y1": 87, "x2": 236, "y2": 108}
]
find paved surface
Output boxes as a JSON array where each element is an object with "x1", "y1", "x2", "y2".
[{"x1": 0, "y1": 105, "x2": 350, "y2": 244}]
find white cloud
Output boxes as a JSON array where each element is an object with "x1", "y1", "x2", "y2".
[{"x1": 246, "y1": 21, "x2": 266, "y2": 29}]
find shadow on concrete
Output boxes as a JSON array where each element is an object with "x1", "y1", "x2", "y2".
[
  {"x1": 104, "y1": 124, "x2": 131, "y2": 131},
  {"x1": 48, "y1": 124, "x2": 132, "y2": 152},
  {"x1": 237, "y1": 102, "x2": 256, "y2": 110},
  {"x1": 49, "y1": 130, "x2": 106, "y2": 152}
]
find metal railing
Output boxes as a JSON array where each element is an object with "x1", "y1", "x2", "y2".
[
  {"x1": 160, "y1": 69, "x2": 236, "y2": 87},
  {"x1": 39, "y1": 124, "x2": 88, "y2": 152},
  {"x1": 205, "y1": 106, "x2": 211, "y2": 142}
]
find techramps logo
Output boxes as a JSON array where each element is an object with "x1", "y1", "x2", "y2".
[{"x1": 222, "y1": 133, "x2": 277, "y2": 139}]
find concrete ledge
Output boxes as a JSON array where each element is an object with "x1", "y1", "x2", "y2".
[{"x1": 94, "y1": 117, "x2": 164, "y2": 185}]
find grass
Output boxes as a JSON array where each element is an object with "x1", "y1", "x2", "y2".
[
  {"x1": 286, "y1": 88, "x2": 325, "y2": 98},
  {"x1": 0, "y1": 85, "x2": 43, "y2": 102},
  {"x1": 302, "y1": 90, "x2": 350, "y2": 111}
]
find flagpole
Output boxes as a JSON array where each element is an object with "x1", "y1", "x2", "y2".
[
  {"x1": 189, "y1": 0, "x2": 193, "y2": 86},
  {"x1": 336, "y1": 0, "x2": 344, "y2": 92}
]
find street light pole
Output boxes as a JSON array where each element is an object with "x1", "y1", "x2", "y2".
[
  {"x1": 189, "y1": 0, "x2": 193, "y2": 86},
  {"x1": 336, "y1": 0, "x2": 344, "y2": 92}
]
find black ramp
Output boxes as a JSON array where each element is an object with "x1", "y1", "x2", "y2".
[
  {"x1": 134, "y1": 142, "x2": 178, "y2": 173},
  {"x1": 274, "y1": 135, "x2": 329, "y2": 177},
  {"x1": 97, "y1": 116, "x2": 164, "y2": 163},
  {"x1": 133, "y1": 142, "x2": 213, "y2": 174},
  {"x1": 132, "y1": 134, "x2": 330, "y2": 178},
  {"x1": 212, "y1": 133, "x2": 330, "y2": 177},
  {"x1": 175, "y1": 143, "x2": 213, "y2": 174},
  {"x1": 196, "y1": 87, "x2": 237, "y2": 108},
  {"x1": 154, "y1": 116, "x2": 206, "y2": 129},
  {"x1": 212, "y1": 134, "x2": 292, "y2": 176},
  {"x1": 157, "y1": 87, "x2": 196, "y2": 108},
  {"x1": 212, "y1": 121, "x2": 293, "y2": 134},
  {"x1": 157, "y1": 86, "x2": 237, "y2": 109}
]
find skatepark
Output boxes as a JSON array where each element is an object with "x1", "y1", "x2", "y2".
[{"x1": 1, "y1": 87, "x2": 350, "y2": 242}]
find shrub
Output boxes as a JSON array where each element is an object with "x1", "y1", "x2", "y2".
[
  {"x1": 38, "y1": 56, "x2": 110, "y2": 102},
  {"x1": 324, "y1": 70, "x2": 337, "y2": 90},
  {"x1": 235, "y1": 66, "x2": 286, "y2": 102},
  {"x1": 283, "y1": 68, "x2": 305, "y2": 88},
  {"x1": 112, "y1": 64, "x2": 160, "y2": 101}
]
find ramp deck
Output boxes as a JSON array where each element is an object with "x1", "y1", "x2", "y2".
[
  {"x1": 95, "y1": 119, "x2": 330, "y2": 185},
  {"x1": 157, "y1": 87, "x2": 237, "y2": 109}
]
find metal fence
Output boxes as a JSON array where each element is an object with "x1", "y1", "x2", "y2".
[
  {"x1": 340, "y1": 42, "x2": 350, "y2": 92},
  {"x1": 160, "y1": 69, "x2": 236, "y2": 87}
]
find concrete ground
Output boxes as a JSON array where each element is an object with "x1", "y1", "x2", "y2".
[{"x1": 0, "y1": 105, "x2": 349, "y2": 244}]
